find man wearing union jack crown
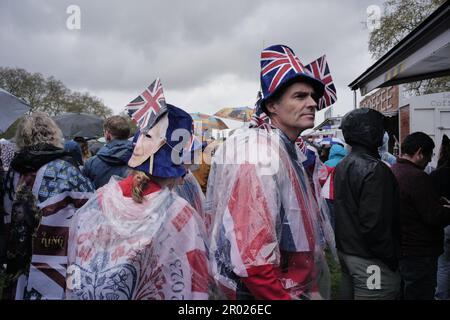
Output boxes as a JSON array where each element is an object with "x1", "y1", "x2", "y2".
[{"x1": 207, "y1": 44, "x2": 336, "y2": 300}]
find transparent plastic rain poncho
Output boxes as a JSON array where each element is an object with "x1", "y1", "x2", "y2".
[
  {"x1": 173, "y1": 170, "x2": 208, "y2": 231},
  {"x1": 206, "y1": 128, "x2": 335, "y2": 300},
  {"x1": 66, "y1": 177, "x2": 211, "y2": 300},
  {"x1": 379, "y1": 132, "x2": 397, "y2": 166}
]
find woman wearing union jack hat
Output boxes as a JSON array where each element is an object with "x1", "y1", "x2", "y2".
[
  {"x1": 66, "y1": 101, "x2": 212, "y2": 300},
  {"x1": 207, "y1": 44, "x2": 336, "y2": 300}
]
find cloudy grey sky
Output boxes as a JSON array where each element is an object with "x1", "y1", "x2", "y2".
[{"x1": 0, "y1": 0, "x2": 384, "y2": 125}]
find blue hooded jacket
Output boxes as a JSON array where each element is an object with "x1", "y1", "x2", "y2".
[
  {"x1": 83, "y1": 139, "x2": 133, "y2": 189},
  {"x1": 324, "y1": 144, "x2": 348, "y2": 168}
]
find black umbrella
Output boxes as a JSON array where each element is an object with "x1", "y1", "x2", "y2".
[
  {"x1": 53, "y1": 112, "x2": 104, "y2": 139},
  {"x1": 0, "y1": 88, "x2": 31, "y2": 133}
]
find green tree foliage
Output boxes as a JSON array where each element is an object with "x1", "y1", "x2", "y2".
[
  {"x1": 0, "y1": 67, "x2": 113, "y2": 118},
  {"x1": 368, "y1": 0, "x2": 449, "y2": 95}
]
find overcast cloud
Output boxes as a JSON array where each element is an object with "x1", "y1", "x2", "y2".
[{"x1": 0, "y1": 0, "x2": 385, "y2": 124}]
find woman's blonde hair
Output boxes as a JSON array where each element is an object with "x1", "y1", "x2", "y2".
[
  {"x1": 131, "y1": 170, "x2": 151, "y2": 203},
  {"x1": 14, "y1": 112, "x2": 63, "y2": 149},
  {"x1": 130, "y1": 170, "x2": 175, "y2": 203}
]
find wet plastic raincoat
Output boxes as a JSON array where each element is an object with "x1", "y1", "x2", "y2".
[
  {"x1": 207, "y1": 128, "x2": 334, "y2": 300},
  {"x1": 174, "y1": 170, "x2": 208, "y2": 233},
  {"x1": 66, "y1": 176, "x2": 210, "y2": 300}
]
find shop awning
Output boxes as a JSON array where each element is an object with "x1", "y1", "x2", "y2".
[{"x1": 349, "y1": 2, "x2": 450, "y2": 96}]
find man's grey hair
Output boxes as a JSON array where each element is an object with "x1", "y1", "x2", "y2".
[{"x1": 15, "y1": 112, "x2": 63, "y2": 149}]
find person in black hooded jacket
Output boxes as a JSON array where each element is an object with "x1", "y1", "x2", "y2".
[{"x1": 334, "y1": 108, "x2": 401, "y2": 300}]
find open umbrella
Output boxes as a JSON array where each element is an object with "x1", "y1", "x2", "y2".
[
  {"x1": 189, "y1": 112, "x2": 228, "y2": 138},
  {"x1": 53, "y1": 112, "x2": 104, "y2": 139},
  {"x1": 0, "y1": 88, "x2": 31, "y2": 133},
  {"x1": 214, "y1": 106, "x2": 254, "y2": 122}
]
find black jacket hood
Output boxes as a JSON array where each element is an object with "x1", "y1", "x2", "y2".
[{"x1": 341, "y1": 108, "x2": 386, "y2": 151}]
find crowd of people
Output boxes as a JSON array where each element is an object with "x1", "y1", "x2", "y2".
[{"x1": 0, "y1": 44, "x2": 449, "y2": 300}]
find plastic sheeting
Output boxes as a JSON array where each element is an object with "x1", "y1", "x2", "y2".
[
  {"x1": 206, "y1": 128, "x2": 335, "y2": 300},
  {"x1": 66, "y1": 177, "x2": 211, "y2": 300},
  {"x1": 379, "y1": 132, "x2": 397, "y2": 166},
  {"x1": 173, "y1": 170, "x2": 208, "y2": 233}
]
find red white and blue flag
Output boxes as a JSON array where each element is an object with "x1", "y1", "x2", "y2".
[
  {"x1": 125, "y1": 78, "x2": 168, "y2": 130},
  {"x1": 261, "y1": 46, "x2": 307, "y2": 94},
  {"x1": 305, "y1": 55, "x2": 337, "y2": 110}
]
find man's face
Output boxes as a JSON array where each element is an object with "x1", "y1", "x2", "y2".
[{"x1": 267, "y1": 82, "x2": 317, "y2": 133}]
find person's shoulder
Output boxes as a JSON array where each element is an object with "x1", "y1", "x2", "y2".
[
  {"x1": 109, "y1": 138, "x2": 133, "y2": 149},
  {"x1": 44, "y1": 158, "x2": 94, "y2": 190},
  {"x1": 51, "y1": 158, "x2": 81, "y2": 177},
  {"x1": 337, "y1": 152, "x2": 381, "y2": 176},
  {"x1": 430, "y1": 166, "x2": 450, "y2": 176},
  {"x1": 392, "y1": 160, "x2": 429, "y2": 184},
  {"x1": 373, "y1": 159, "x2": 397, "y2": 179},
  {"x1": 79, "y1": 155, "x2": 95, "y2": 172},
  {"x1": 339, "y1": 151, "x2": 375, "y2": 166}
]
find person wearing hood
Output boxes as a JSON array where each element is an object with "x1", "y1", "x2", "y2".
[
  {"x1": 379, "y1": 132, "x2": 397, "y2": 166},
  {"x1": 334, "y1": 108, "x2": 401, "y2": 300},
  {"x1": 321, "y1": 143, "x2": 348, "y2": 230},
  {"x1": 324, "y1": 143, "x2": 347, "y2": 168},
  {"x1": 83, "y1": 116, "x2": 133, "y2": 189},
  {"x1": 66, "y1": 102, "x2": 211, "y2": 300},
  {"x1": 2, "y1": 112, "x2": 94, "y2": 300}
]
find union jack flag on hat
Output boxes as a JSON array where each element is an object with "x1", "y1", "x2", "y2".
[
  {"x1": 305, "y1": 55, "x2": 337, "y2": 110},
  {"x1": 260, "y1": 44, "x2": 325, "y2": 107},
  {"x1": 125, "y1": 78, "x2": 168, "y2": 131}
]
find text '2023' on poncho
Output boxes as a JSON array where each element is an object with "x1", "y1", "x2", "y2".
[
  {"x1": 206, "y1": 128, "x2": 335, "y2": 300},
  {"x1": 66, "y1": 176, "x2": 211, "y2": 300}
]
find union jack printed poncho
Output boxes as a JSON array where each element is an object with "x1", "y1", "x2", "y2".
[
  {"x1": 206, "y1": 128, "x2": 335, "y2": 300},
  {"x1": 3, "y1": 158, "x2": 94, "y2": 299},
  {"x1": 66, "y1": 177, "x2": 210, "y2": 300},
  {"x1": 174, "y1": 170, "x2": 209, "y2": 234}
]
